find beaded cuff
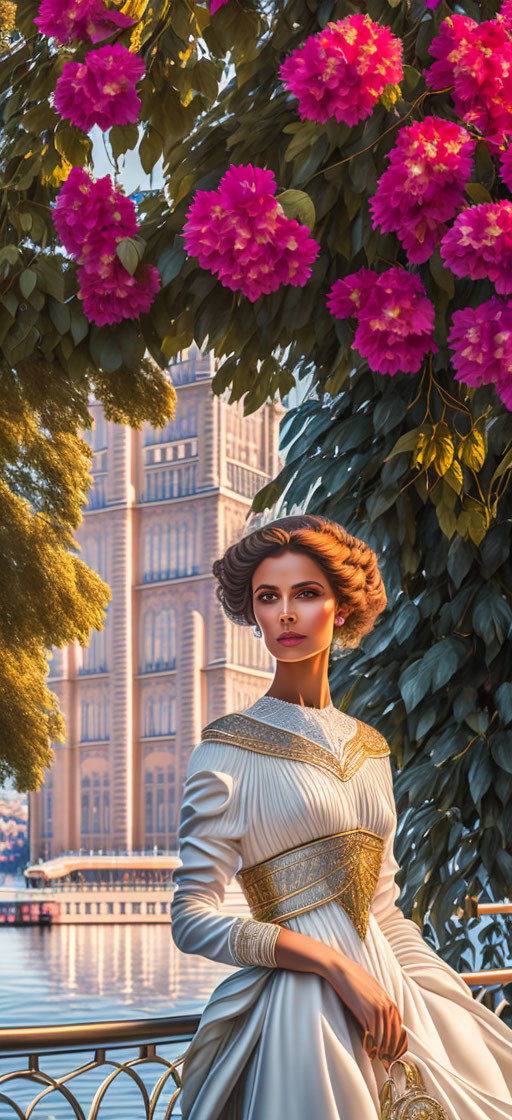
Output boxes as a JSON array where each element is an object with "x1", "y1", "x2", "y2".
[{"x1": 229, "y1": 917, "x2": 280, "y2": 968}]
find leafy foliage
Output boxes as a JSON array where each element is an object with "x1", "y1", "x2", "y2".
[
  {"x1": 258, "y1": 378, "x2": 512, "y2": 967},
  {"x1": 2, "y1": 0, "x2": 512, "y2": 970}
]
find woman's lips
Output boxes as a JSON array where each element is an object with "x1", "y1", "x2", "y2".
[{"x1": 276, "y1": 635, "x2": 306, "y2": 645}]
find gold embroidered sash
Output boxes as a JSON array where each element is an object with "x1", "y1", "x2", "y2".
[
  {"x1": 200, "y1": 710, "x2": 390, "y2": 783},
  {"x1": 236, "y1": 828, "x2": 385, "y2": 940}
]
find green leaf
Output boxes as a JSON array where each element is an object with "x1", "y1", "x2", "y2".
[
  {"x1": 139, "y1": 125, "x2": 163, "y2": 175},
  {"x1": 70, "y1": 308, "x2": 89, "y2": 346},
  {"x1": 495, "y1": 683, "x2": 512, "y2": 726},
  {"x1": 19, "y1": 269, "x2": 36, "y2": 298},
  {"x1": 158, "y1": 243, "x2": 186, "y2": 286},
  {"x1": 475, "y1": 139, "x2": 495, "y2": 185},
  {"x1": 386, "y1": 426, "x2": 424, "y2": 460},
  {"x1": 192, "y1": 58, "x2": 219, "y2": 102},
  {"x1": 284, "y1": 121, "x2": 318, "y2": 163},
  {"x1": 429, "y1": 249, "x2": 455, "y2": 297},
  {"x1": 100, "y1": 334, "x2": 123, "y2": 373},
  {"x1": 109, "y1": 124, "x2": 140, "y2": 161},
  {"x1": 399, "y1": 637, "x2": 466, "y2": 712},
  {"x1": 0, "y1": 245, "x2": 22, "y2": 269},
  {"x1": 48, "y1": 296, "x2": 71, "y2": 335},
  {"x1": 465, "y1": 182, "x2": 493, "y2": 204},
  {"x1": 402, "y1": 65, "x2": 421, "y2": 92},
  {"x1": 490, "y1": 731, "x2": 512, "y2": 774},
  {"x1": 54, "y1": 124, "x2": 92, "y2": 167},
  {"x1": 21, "y1": 103, "x2": 59, "y2": 134},
  {"x1": 277, "y1": 189, "x2": 316, "y2": 231},
  {"x1": 116, "y1": 238, "x2": 143, "y2": 276}
]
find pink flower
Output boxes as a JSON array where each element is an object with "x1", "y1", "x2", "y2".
[
  {"x1": 440, "y1": 202, "x2": 512, "y2": 294},
  {"x1": 326, "y1": 267, "x2": 379, "y2": 318},
  {"x1": 370, "y1": 116, "x2": 475, "y2": 263},
  {"x1": 183, "y1": 163, "x2": 320, "y2": 302},
  {"x1": 53, "y1": 168, "x2": 160, "y2": 325},
  {"x1": 210, "y1": 0, "x2": 228, "y2": 11},
  {"x1": 78, "y1": 260, "x2": 161, "y2": 325},
  {"x1": 448, "y1": 298, "x2": 512, "y2": 408},
  {"x1": 53, "y1": 167, "x2": 138, "y2": 260},
  {"x1": 327, "y1": 267, "x2": 436, "y2": 374},
  {"x1": 54, "y1": 43, "x2": 145, "y2": 132},
  {"x1": 426, "y1": 13, "x2": 512, "y2": 148},
  {"x1": 500, "y1": 145, "x2": 512, "y2": 190},
  {"x1": 35, "y1": 0, "x2": 134, "y2": 44},
  {"x1": 425, "y1": 0, "x2": 442, "y2": 8},
  {"x1": 279, "y1": 15, "x2": 403, "y2": 127}
]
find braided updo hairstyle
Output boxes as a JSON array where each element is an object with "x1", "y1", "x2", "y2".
[{"x1": 212, "y1": 515, "x2": 387, "y2": 651}]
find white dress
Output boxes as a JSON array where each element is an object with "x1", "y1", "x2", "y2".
[{"x1": 171, "y1": 696, "x2": 512, "y2": 1120}]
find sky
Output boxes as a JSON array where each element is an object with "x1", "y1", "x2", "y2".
[{"x1": 91, "y1": 125, "x2": 164, "y2": 194}]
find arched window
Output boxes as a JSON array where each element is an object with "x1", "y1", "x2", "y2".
[
  {"x1": 142, "y1": 608, "x2": 176, "y2": 672},
  {"x1": 42, "y1": 771, "x2": 53, "y2": 839},
  {"x1": 144, "y1": 697, "x2": 155, "y2": 737},
  {"x1": 80, "y1": 762, "x2": 110, "y2": 840},
  {"x1": 81, "y1": 701, "x2": 89, "y2": 742},
  {"x1": 92, "y1": 410, "x2": 107, "y2": 451},
  {"x1": 144, "y1": 754, "x2": 176, "y2": 842}
]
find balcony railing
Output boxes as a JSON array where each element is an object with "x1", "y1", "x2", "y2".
[
  {"x1": 0, "y1": 971, "x2": 510, "y2": 1118},
  {"x1": 0, "y1": 1013, "x2": 198, "y2": 1119}
]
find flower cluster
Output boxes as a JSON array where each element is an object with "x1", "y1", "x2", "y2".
[
  {"x1": 426, "y1": 12, "x2": 512, "y2": 148},
  {"x1": 279, "y1": 15, "x2": 403, "y2": 127},
  {"x1": 54, "y1": 43, "x2": 145, "y2": 132},
  {"x1": 370, "y1": 116, "x2": 475, "y2": 264},
  {"x1": 326, "y1": 267, "x2": 436, "y2": 375},
  {"x1": 78, "y1": 259, "x2": 161, "y2": 325},
  {"x1": 440, "y1": 202, "x2": 512, "y2": 294},
  {"x1": 53, "y1": 167, "x2": 160, "y2": 325},
  {"x1": 35, "y1": 0, "x2": 134, "y2": 44},
  {"x1": 448, "y1": 298, "x2": 512, "y2": 408},
  {"x1": 210, "y1": 0, "x2": 229, "y2": 11},
  {"x1": 183, "y1": 163, "x2": 320, "y2": 302}
]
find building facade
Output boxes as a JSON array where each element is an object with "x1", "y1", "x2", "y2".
[{"x1": 30, "y1": 347, "x2": 284, "y2": 860}]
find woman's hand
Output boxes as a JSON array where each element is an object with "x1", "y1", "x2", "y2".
[
  {"x1": 317, "y1": 947, "x2": 408, "y2": 1064},
  {"x1": 274, "y1": 927, "x2": 408, "y2": 1064}
]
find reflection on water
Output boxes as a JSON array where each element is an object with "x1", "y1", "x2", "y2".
[
  {"x1": 0, "y1": 925, "x2": 236, "y2": 1119},
  {"x1": 0, "y1": 923, "x2": 234, "y2": 1023}
]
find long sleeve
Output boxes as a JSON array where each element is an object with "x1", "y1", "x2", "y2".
[
  {"x1": 171, "y1": 744, "x2": 280, "y2": 969},
  {"x1": 370, "y1": 757, "x2": 474, "y2": 998}
]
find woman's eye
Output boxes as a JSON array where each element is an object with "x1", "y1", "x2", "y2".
[{"x1": 257, "y1": 589, "x2": 318, "y2": 602}]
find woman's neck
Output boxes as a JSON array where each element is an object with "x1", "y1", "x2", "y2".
[{"x1": 263, "y1": 651, "x2": 332, "y2": 710}]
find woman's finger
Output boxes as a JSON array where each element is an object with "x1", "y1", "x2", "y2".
[
  {"x1": 387, "y1": 1008, "x2": 403, "y2": 1061},
  {"x1": 397, "y1": 1028, "x2": 408, "y2": 1058},
  {"x1": 372, "y1": 1009, "x2": 387, "y2": 1058},
  {"x1": 377, "y1": 1008, "x2": 394, "y2": 1060}
]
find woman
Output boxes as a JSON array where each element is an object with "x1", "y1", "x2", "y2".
[{"x1": 171, "y1": 515, "x2": 512, "y2": 1120}]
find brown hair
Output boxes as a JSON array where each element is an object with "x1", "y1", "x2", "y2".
[{"x1": 212, "y1": 515, "x2": 387, "y2": 651}]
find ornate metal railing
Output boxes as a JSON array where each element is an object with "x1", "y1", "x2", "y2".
[
  {"x1": 0, "y1": 1014, "x2": 199, "y2": 1119},
  {"x1": 0, "y1": 961, "x2": 510, "y2": 1119}
]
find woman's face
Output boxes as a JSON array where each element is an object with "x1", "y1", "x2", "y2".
[{"x1": 251, "y1": 549, "x2": 340, "y2": 661}]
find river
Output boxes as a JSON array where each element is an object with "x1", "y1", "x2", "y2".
[{"x1": 0, "y1": 910, "x2": 235, "y2": 1117}]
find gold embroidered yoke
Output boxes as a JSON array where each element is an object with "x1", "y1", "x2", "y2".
[{"x1": 197, "y1": 711, "x2": 390, "y2": 959}]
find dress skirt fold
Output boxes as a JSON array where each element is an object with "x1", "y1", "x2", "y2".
[{"x1": 171, "y1": 696, "x2": 512, "y2": 1120}]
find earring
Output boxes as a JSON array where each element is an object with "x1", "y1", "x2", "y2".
[
  {"x1": 334, "y1": 614, "x2": 345, "y2": 625},
  {"x1": 252, "y1": 623, "x2": 262, "y2": 638}
]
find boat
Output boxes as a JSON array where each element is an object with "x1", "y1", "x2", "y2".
[{"x1": 0, "y1": 852, "x2": 251, "y2": 925}]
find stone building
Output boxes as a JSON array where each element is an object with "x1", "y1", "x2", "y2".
[{"x1": 30, "y1": 347, "x2": 284, "y2": 860}]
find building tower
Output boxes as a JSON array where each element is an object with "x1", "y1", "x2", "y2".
[{"x1": 30, "y1": 347, "x2": 285, "y2": 860}]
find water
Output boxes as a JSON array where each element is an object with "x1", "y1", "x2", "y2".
[{"x1": 0, "y1": 923, "x2": 235, "y2": 1118}]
